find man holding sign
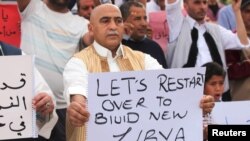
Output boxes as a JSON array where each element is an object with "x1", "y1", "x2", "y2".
[
  {"x1": 0, "y1": 41, "x2": 57, "y2": 141},
  {"x1": 63, "y1": 3, "x2": 214, "y2": 141}
]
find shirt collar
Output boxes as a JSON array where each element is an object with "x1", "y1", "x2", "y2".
[{"x1": 93, "y1": 41, "x2": 124, "y2": 58}]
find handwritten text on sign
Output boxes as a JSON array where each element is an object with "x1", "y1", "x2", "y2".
[
  {"x1": 87, "y1": 68, "x2": 205, "y2": 141},
  {"x1": 0, "y1": 56, "x2": 34, "y2": 140}
]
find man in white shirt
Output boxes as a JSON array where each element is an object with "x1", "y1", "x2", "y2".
[
  {"x1": 16, "y1": 0, "x2": 92, "y2": 140},
  {"x1": 63, "y1": 3, "x2": 215, "y2": 141},
  {"x1": 166, "y1": 0, "x2": 249, "y2": 101}
]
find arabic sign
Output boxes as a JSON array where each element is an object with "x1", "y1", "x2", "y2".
[
  {"x1": 0, "y1": 2, "x2": 21, "y2": 47},
  {"x1": 212, "y1": 101, "x2": 250, "y2": 125},
  {"x1": 149, "y1": 11, "x2": 168, "y2": 55},
  {"x1": 0, "y1": 55, "x2": 36, "y2": 140},
  {"x1": 87, "y1": 68, "x2": 205, "y2": 141}
]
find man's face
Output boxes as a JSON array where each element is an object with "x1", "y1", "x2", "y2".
[
  {"x1": 89, "y1": 5, "x2": 124, "y2": 51},
  {"x1": 242, "y1": 5, "x2": 250, "y2": 31},
  {"x1": 125, "y1": 6, "x2": 147, "y2": 41},
  {"x1": 204, "y1": 75, "x2": 224, "y2": 102},
  {"x1": 78, "y1": 0, "x2": 95, "y2": 20},
  {"x1": 49, "y1": 0, "x2": 70, "y2": 7},
  {"x1": 184, "y1": 0, "x2": 208, "y2": 23}
]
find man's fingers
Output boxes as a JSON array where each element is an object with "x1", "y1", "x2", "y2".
[
  {"x1": 67, "y1": 102, "x2": 90, "y2": 127},
  {"x1": 200, "y1": 95, "x2": 215, "y2": 114}
]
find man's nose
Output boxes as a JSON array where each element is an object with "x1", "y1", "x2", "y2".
[{"x1": 109, "y1": 20, "x2": 118, "y2": 29}]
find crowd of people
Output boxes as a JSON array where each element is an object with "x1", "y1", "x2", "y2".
[{"x1": 1, "y1": 0, "x2": 250, "y2": 140}]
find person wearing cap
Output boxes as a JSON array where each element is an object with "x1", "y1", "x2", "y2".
[
  {"x1": 225, "y1": 0, "x2": 250, "y2": 101},
  {"x1": 166, "y1": 0, "x2": 250, "y2": 101}
]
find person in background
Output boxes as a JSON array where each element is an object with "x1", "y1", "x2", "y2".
[
  {"x1": 202, "y1": 62, "x2": 226, "y2": 102},
  {"x1": 63, "y1": 3, "x2": 215, "y2": 141},
  {"x1": 217, "y1": 4, "x2": 236, "y2": 30},
  {"x1": 146, "y1": 0, "x2": 165, "y2": 16},
  {"x1": 201, "y1": 62, "x2": 225, "y2": 141},
  {"x1": 76, "y1": 0, "x2": 96, "y2": 20},
  {"x1": 166, "y1": 0, "x2": 249, "y2": 101},
  {"x1": 120, "y1": 1, "x2": 167, "y2": 68},
  {"x1": 116, "y1": 0, "x2": 147, "y2": 7},
  {"x1": 0, "y1": 41, "x2": 58, "y2": 141},
  {"x1": 226, "y1": 0, "x2": 250, "y2": 101},
  {"x1": 207, "y1": 0, "x2": 224, "y2": 22},
  {"x1": 16, "y1": 0, "x2": 92, "y2": 140}
]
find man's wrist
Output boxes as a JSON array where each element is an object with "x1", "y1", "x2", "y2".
[{"x1": 70, "y1": 94, "x2": 86, "y2": 104}]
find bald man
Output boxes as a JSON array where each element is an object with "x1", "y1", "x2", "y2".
[{"x1": 63, "y1": 4, "x2": 215, "y2": 141}]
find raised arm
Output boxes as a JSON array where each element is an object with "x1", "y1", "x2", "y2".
[
  {"x1": 233, "y1": 0, "x2": 249, "y2": 45},
  {"x1": 17, "y1": 0, "x2": 31, "y2": 12},
  {"x1": 166, "y1": 0, "x2": 184, "y2": 42}
]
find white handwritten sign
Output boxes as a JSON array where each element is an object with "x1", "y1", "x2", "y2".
[
  {"x1": 87, "y1": 68, "x2": 205, "y2": 141},
  {"x1": 0, "y1": 55, "x2": 36, "y2": 140},
  {"x1": 212, "y1": 101, "x2": 250, "y2": 125}
]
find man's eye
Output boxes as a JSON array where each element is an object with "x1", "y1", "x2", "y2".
[
  {"x1": 116, "y1": 19, "x2": 123, "y2": 24},
  {"x1": 135, "y1": 17, "x2": 140, "y2": 21},
  {"x1": 101, "y1": 19, "x2": 109, "y2": 23},
  {"x1": 83, "y1": 7, "x2": 89, "y2": 10}
]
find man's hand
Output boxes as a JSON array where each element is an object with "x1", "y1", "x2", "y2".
[
  {"x1": 67, "y1": 95, "x2": 90, "y2": 127},
  {"x1": 32, "y1": 92, "x2": 54, "y2": 115},
  {"x1": 200, "y1": 95, "x2": 215, "y2": 115},
  {"x1": 123, "y1": 22, "x2": 134, "y2": 36},
  {"x1": 82, "y1": 31, "x2": 94, "y2": 47},
  {"x1": 146, "y1": 24, "x2": 153, "y2": 39},
  {"x1": 232, "y1": 0, "x2": 242, "y2": 12}
]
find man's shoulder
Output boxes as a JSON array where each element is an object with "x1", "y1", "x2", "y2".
[
  {"x1": 67, "y1": 15, "x2": 89, "y2": 31},
  {"x1": 140, "y1": 38, "x2": 163, "y2": 51},
  {"x1": 205, "y1": 22, "x2": 221, "y2": 30},
  {"x1": 122, "y1": 45, "x2": 145, "y2": 56},
  {"x1": 71, "y1": 14, "x2": 89, "y2": 23},
  {"x1": 144, "y1": 38, "x2": 161, "y2": 46}
]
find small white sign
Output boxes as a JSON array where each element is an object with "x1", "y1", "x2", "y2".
[
  {"x1": 0, "y1": 55, "x2": 35, "y2": 140},
  {"x1": 212, "y1": 101, "x2": 250, "y2": 124}
]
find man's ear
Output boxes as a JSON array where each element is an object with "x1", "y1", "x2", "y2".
[{"x1": 88, "y1": 23, "x2": 93, "y2": 32}]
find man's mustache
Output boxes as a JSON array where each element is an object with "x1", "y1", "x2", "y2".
[{"x1": 107, "y1": 30, "x2": 119, "y2": 36}]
